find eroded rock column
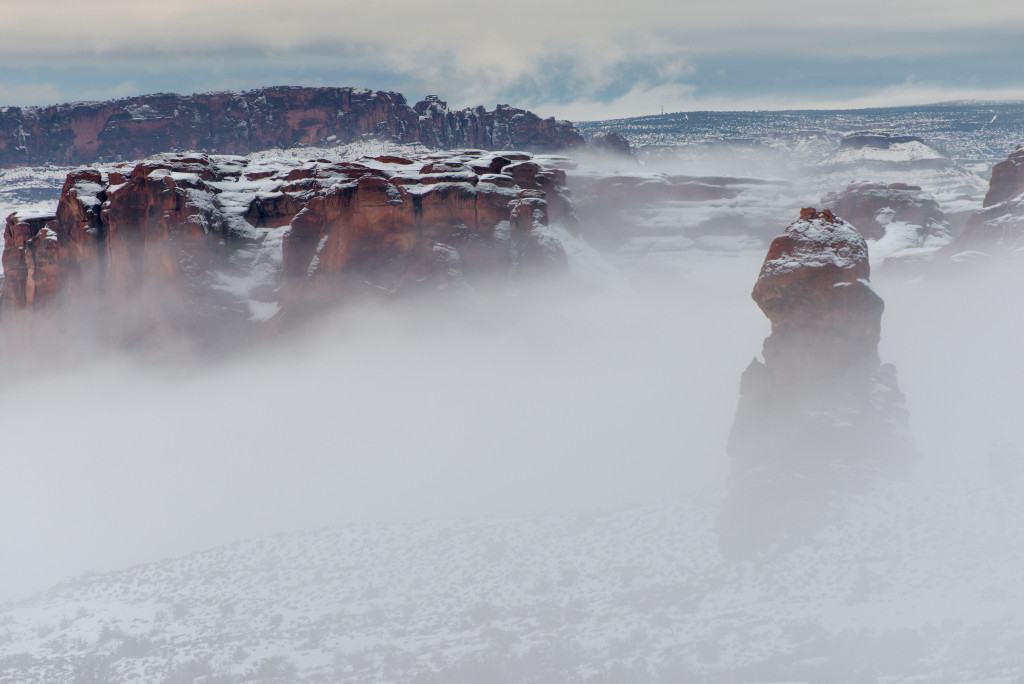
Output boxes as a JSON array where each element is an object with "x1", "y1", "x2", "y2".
[{"x1": 718, "y1": 208, "x2": 918, "y2": 559}]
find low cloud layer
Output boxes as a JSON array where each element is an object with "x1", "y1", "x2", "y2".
[
  {"x1": 0, "y1": 257, "x2": 766, "y2": 601},
  {"x1": 2, "y1": 1, "x2": 1023, "y2": 116}
]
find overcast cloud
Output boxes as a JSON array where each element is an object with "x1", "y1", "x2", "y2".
[{"x1": 2, "y1": 0, "x2": 1023, "y2": 117}]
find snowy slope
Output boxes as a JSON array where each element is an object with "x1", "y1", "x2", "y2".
[{"x1": 3, "y1": 479, "x2": 1024, "y2": 684}]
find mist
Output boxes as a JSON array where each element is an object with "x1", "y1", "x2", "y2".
[
  {"x1": 3, "y1": 140, "x2": 1024, "y2": 681},
  {"x1": 0, "y1": 248, "x2": 770, "y2": 602}
]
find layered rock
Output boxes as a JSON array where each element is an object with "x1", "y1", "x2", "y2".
[
  {"x1": 718, "y1": 208, "x2": 917, "y2": 559},
  {"x1": 0, "y1": 149, "x2": 576, "y2": 347},
  {"x1": 821, "y1": 182, "x2": 951, "y2": 264},
  {"x1": 945, "y1": 144, "x2": 1024, "y2": 259},
  {"x1": 0, "y1": 87, "x2": 585, "y2": 168}
]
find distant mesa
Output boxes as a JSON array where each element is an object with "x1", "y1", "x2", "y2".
[
  {"x1": 718, "y1": 207, "x2": 918, "y2": 559},
  {"x1": 0, "y1": 86, "x2": 585, "y2": 168},
  {"x1": 1, "y1": 149, "x2": 577, "y2": 350},
  {"x1": 838, "y1": 131, "x2": 928, "y2": 150},
  {"x1": 821, "y1": 131, "x2": 950, "y2": 171}
]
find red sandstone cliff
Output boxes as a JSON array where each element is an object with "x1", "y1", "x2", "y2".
[
  {"x1": 0, "y1": 87, "x2": 585, "y2": 169},
  {"x1": 0, "y1": 150, "x2": 576, "y2": 346}
]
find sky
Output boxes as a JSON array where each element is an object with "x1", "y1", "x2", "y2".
[{"x1": 2, "y1": 0, "x2": 1024, "y2": 120}]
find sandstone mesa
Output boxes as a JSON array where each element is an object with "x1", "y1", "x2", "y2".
[{"x1": 0, "y1": 87, "x2": 585, "y2": 169}]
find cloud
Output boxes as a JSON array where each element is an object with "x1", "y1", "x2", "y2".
[
  {"x1": 0, "y1": 82, "x2": 61, "y2": 106},
  {"x1": 1, "y1": 1, "x2": 1022, "y2": 115},
  {"x1": 542, "y1": 82, "x2": 699, "y2": 122}
]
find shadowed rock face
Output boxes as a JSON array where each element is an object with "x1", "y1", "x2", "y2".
[
  {"x1": 946, "y1": 144, "x2": 1024, "y2": 259},
  {"x1": 0, "y1": 150, "x2": 576, "y2": 349},
  {"x1": 0, "y1": 87, "x2": 585, "y2": 168},
  {"x1": 718, "y1": 208, "x2": 918, "y2": 560},
  {"x1": 983, "y1": 144, "x2": 1024, "y2": 208}
]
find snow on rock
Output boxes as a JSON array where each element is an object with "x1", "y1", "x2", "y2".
[
  {"x1": 821, "y1": 182, "x2": 952, "y2": 267},
  {"x1": 719, "y1": 208, "x2": 919, "y2": 560},
  {"x1": 813, "y1": 132, "x2": 988, "y2": 212},
  {"x1": 756, "y1": 208, "x2": 870, "y2": 280},
  {"x1": 943, "y1": 143, "x2": 1024, "y2": 262},
  {"x1": 0, "y1": 150, "x2": 581, "y2": 349}
]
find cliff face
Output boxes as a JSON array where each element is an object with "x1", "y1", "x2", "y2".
[
  {"x1": 0, "y1": 149, "x2": 576, "y2": 347},
  {"x1": 983, "y1": 144, "x2": 1024, "y2": 208},
  {"x1": 946, "y1": 144, "x2": 1024, "y2": 258},
  {"x1": 718, "y1": 208, "x2": 918, "y2": 559},
  {"x1": 0, "y1": 87, "x2": 585, "y2": 168}
]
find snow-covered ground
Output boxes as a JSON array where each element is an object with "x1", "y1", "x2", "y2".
[{"x1": 2, "y1": 478, "x2": 1024, "y2": 684}]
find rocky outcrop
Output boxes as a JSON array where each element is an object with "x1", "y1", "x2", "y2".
[
  {"x1": 821, "y1": 182, "x2": 951, "y2": 265},
  {"x1": 718, "y1": 208, "x2": 917, "y2": 559},
  {"x1": 944, "y1": 144, "x2": 1024, "y2": 259},
  {"x1": 1, "y1": 150, "x2": 576, "y2": 347},
  {"x1": 821, "y1": 182, "x2": 948, "y2": 241},
  {"x1": 983, "y1": 144, "x2": 1024, "y2": 208},
  {"x1": 588, "y1": 131, "x2": 632, "y2": 156},
  {"x1": 0, "y1": 87, "x2": 585, "y2": 168}
]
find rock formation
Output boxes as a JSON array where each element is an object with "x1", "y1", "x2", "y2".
[
  {"x1": 1, "y1": 149, "x2": 576, "y2": 348},
  {"x1": 588, "y1": 131, "x2": 632, "y2": 156},
  {"x1": 945, "y1": 144, "x2": 1024, "y2": 259},
  {"x1": 0, "y1": 87, "x2": 585, "y2": 168},
  {"x1": 982, "y1": 144, "x2": 1024, "y2": 208},
  {"x1": 815, "y1": 131, "x2": 987, "y2": 205},
  {"x1": 820, "y1": 182, "x2": 952, "y2": 265},
  {"x1": 718, "y1": 208, "x2": 917, "y2": 560},
  {"x1": 821, "y1": 182, "x2": 948, "y2": 241}
]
